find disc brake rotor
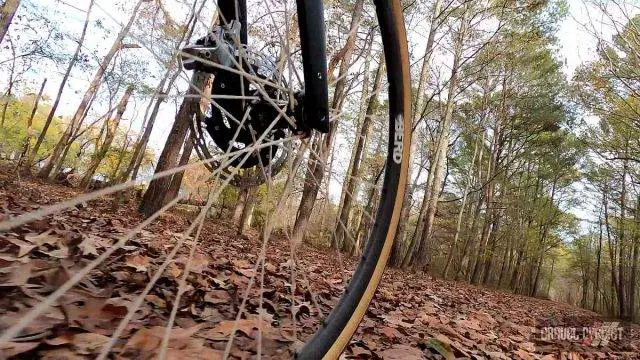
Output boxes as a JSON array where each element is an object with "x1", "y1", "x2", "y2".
[{"x1": 204, "y1": 48, "x2": 289, "y2": 169}]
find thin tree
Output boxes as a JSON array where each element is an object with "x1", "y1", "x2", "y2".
[
  {"x1": 139, "y1": 71, "x2": 209, "y2": 217},
  {"x1": 391, "y1": 0, "x2": 443, "y2": 267},
  {"x1": 120, "y1": 0, "x2": 202, "y2": 182},
  {"x1": 38, "y1": 0, "x2": 146, "y2": 179},
  {"x1": 80, "y1": 85, "x2": 134, "y2": 187},
  {"x1": 291, "y1": 0, "x2": 365, "y2": 246},
  {"x1": 333, "y1": 53, "x2": 384, "y2": 253},
  {"x1": 0, "y1": 0, "x2": 20, "y2": 44},
  {"x1": 18, "y1": 78, "x2": 47, "y2": 164},
  {"x1": 163, "y1": 132, "x2": 194, "y2": 203},
  {"x1": 410, "y1": 6, "x2": 470, "y2": 270},
  {"x1": 26, "y1": 0, "x2": 95, "y2": 170}
]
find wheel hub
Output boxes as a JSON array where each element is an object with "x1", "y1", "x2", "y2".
[{"x1": 203, "y1": 49, "x2": 290, "y2": 169}]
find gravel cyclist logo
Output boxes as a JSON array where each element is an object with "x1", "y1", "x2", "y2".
[{"x1": 539, "y1": 322, "x2": 624, "y2": 347}]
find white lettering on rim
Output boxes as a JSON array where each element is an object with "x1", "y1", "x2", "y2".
[{"x1": 393, "y1": 114, "x2": 403, "y2": 164}]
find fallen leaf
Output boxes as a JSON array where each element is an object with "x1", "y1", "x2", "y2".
[
  {"x1": 379, "y1": 326, "x2": 402, "y2": 340},
  {"x1": 146, "y1": 294, "x2": 166, "y2": 308},
  {"x1": 125, "y1": 255, "x2": 150, "y2": 272},
  {"x1": 40, "y1": 348, "x2": 86, "y2": 360},
  {"x1": 514, "y1": 349, "x2": 534, "y2": 360},
  {"x1": 351, "y1": 345, "x2": 372, "y2": 357},
  {"x1": 3, "y1": 261, "x2": 33, "y2": 286},
  {"x1": 125, "y1": 324, "x2": 205, "y2": 352},
  {"x1": 204, "y1": 290, "x2": 231, "y2": 304},
  {"x1": 199, "y1": 317, "x2": 271, "y2": 340},
  {"x1": 0, "y1": 341, "x2": 39, "y2": 357},
  {"x1": 231, "y1": 259, "x2": 251, "y2": 268},
  {"x1": 382, "y1": 314, "x2": 414, "y2": 328},
  {"x1": 419, "y1": 312, "x2": 440, "y2": 326},
  {"x1": 264, "y1": 262, "x2": 277, "y2": 273},
  {"x1": 236, "y1": 267, "x2": 255, "y2": 277},
  {"x1": 6, "y1": 237, "x2": 37, "y2": 257},
  {"x1": 163, "y1": 347, "x2": 224, "y2": 360},
  {"x1": 168, "y1": 262, "x2": 182, "y2": 278},
  {"x1": 378, "y1": 344, "x2": 423, "y2": 359},
  {"x1": 71, "y1": 332, "x2": 109, "y2": 354},
  {"x1": 42, "y1": 243, "x2": 69, "y2": 259},
  {"x1": 44, "y1": 333, "x2": 74, "y2": 346},
  {"x1": 25, "y1": 230, "x2": 61, "y2": 246},
  {"x1": 77, "y1": 237, "x2": 99, "y2": 256},
  {"x1": 454, "y1": 318, "x2": 483, "y2": 332},
  {"x1": 182, "y1": 253, "x2": 209, "y2": 273}
]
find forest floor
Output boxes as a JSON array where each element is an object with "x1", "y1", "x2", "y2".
[{"x1": 1, "y1": 172, "x2": 639, "y2": 359}]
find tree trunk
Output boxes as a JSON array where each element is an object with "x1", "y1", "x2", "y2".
[
  {"x1": 530, "y1": 252, "x2": 544, "y2": 297},
  {"x1": 391, "y1": 0, "x2": 442, "y2": 266},
  {"x1": 38, "y1": 0, "x2": 145, "y2": 179},
  {"x1": 139, "y1": 71, "x2": 209, "y2": 218},
  {"x1": 630, "y1": 195, "x2": 639, "y2": 321},
  {"x1": 355, "y1": 164, "x2": 385, "y2": 253},
  {"x1": 546, "y1": 257, "x2": 555, "y2": 297},
  {"x1": 412, "y1": 0, "x2": 442, "y2": 124},
  {"x1": 471, "y1": 71, "x2": 508, "y2": 283},
  {"x1": 603, "y1": 186, "x2": 621, "y2": 316},
  {"x1": 238, "y1": 186, "x2": 258, "y2": 235},
  {"x1": 455, "y1": 190, "x2": 483, "y2": 281},
  {"x1": 498, "y1": 235, "x2": 513, "y2": 287},
  {"x1": 401, "y1": 166, "x2": 434, "y2": 269},
  {"x1": 443, "y1": 125, "x2": 483, "y2": 277},
  {"x1": 414, "y1": 7, "x2": 469, "y2": 271},
  {"x1": 110, "y1": 128, "x2": 132, "y2": 180},
  {"x1": 18, "y1": 78, "x2": 47, "y2": 163},
  {"x1": 120, "y1": 1, "x2": 201, "y2": 182},
  {"x1": 80, "y1": 86, "x2": 134, "y2": 187},
  {"x1": 28, "y1": 0, "x2": 95, "y2": 170},
  {"x1": 125, "y1": 70, "x2": 178, "y2": 182},
  {"x1": 332, "y1": 39, "x2": 373, "y2": 250},
  {"x1": 234, "y1": 187, "x2": 250, "y2": 223},
  {"x1": 50, "y1": 91, "x2": 103, "y2": 178},
  {"x1": 1, "y1": 37, "x2": 16, "y2": 130},
  {"x1": 482, "y1": 169, "x2": 510, "y2": 286},
  {"x1": 333, "y1": 53, "x2": 384, "y2": 252},
  {"x1": 593, "y1": 210, "x2": 603, "y2": 311},
  {"x1": 290, "y1": 0, "x2": 365, "y2": 246},
  {"x1": 390, "y1": 156, "x2": 426, "y2": 266},
  {"x1": 0, "y1": 0, "x2": 20, "y2": 44},
  {"x1": 164, "y1": 133, "x2": 194, "y2": 204},
  {"x1": 618, "y1": 156, "x2": 628, "y2": 318}
]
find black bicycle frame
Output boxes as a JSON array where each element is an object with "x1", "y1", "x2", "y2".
[
  {"x1": 217, "y1": 0, "x2": 330, "y2": 133},
  {"x1": 295, "y1": 0, "x2": 330, "y2": 133}
]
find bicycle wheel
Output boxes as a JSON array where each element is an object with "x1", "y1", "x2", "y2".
[
  {"x1": 0, "y1": 0, "x2": 409, "y2": 358},
  {"x1": 296, "y1": 0, "x2": 410, "y2": 357}
]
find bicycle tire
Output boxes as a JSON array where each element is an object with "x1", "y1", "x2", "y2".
[{"x1": 296, "y1": 0, "x2": 411, "y2": 357}]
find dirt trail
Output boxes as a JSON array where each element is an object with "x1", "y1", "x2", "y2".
[{"x1": 0, "y1": 177, "x2": 638, "y2": 359}]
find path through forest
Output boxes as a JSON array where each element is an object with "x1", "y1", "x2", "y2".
[{"x1": 1, "y1": 174, "x2": 638, "y2": 359}]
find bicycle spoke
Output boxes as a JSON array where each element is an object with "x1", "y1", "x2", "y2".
[{"x1": 0, "y1": 114, "x2": 298, "y2": 345}]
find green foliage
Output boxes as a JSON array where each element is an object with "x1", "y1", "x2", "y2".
[{"x1": 0, "y1": 94, "x2": 64, "y2": 157}]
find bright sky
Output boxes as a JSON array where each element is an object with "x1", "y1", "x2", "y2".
[
  {"x1": 558, "y1": 1, "x2": 593, "y2": 76},
  {"x1": 9, "y1": 0, "x2": 604, "y2": 150},
  {"x1": 2, "y1": 0, "x2": 633, "y2": 231}
]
